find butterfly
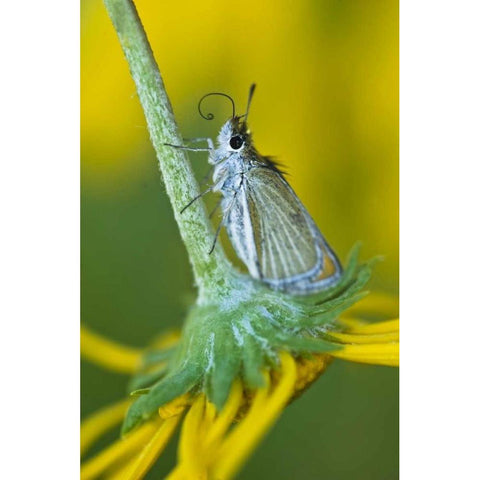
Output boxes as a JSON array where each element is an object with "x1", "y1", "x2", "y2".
[{"x1": 166, "y1": 84, "x2": 342, "y2": 295}]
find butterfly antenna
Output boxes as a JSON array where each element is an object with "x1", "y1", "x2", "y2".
[
  {"x1": 198, "y1": 92, "x2": 236, "y2": 120},
  {"x1": 243, "y1": 83, "x2": 256, "y2": 122}
]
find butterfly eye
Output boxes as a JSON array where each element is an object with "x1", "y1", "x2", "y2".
[{"x1": 229, "y1": 136, "x2": 244, "y2": 150}]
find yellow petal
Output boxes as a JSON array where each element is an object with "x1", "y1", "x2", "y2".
[
  {"x1": 80, "y1": 419, "x2": 160, "y2": 480},
  {"x1": 81, "y1": 325, "x2": 142, "y2": 374},
  {"x1": 328, "y1": 331, "x2": 399, "y2": 344},
  {"x1": 212, "y1": 352, "x2": 296, "y2": 479},
  {"x1": 204, "y1": 379, "x2": 243, "y2": 448},
  {"x1": 159, "y1": 393, "x2": 191, "y2": 420},
  {"x1": 120, "y1": 415, "x2": 182, "y2": 480},
  {"x1": 81, "y1": 398, "x2": 131, "y2": 457},
  {"x1": 167, "y1": 395, "x2": 209, "y2": 479},
  {"x1": 330, "y1": 342, "x2": 399, "y2": 367},
  {"x1": 340, "y1": 318, "x2": 399, "y2": 335},
  {"x1": 203, "y1": 399, "x2": 217, "y2": 430}
]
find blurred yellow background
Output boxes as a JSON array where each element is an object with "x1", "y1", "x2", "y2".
[{"x1": 81, "y1": 0, "x2": 398, "y2": 478}]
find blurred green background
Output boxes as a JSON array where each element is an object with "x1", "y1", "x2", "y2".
[{"x1": 81, "y1": 0, "x2": 398, "y2": 478}]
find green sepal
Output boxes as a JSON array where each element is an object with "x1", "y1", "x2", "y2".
[
  {"x1": 122, "y1": 367, "x2": 201, "y2": 435},
  {"x1": 121, "y1": 244, "x2": 375, "y2": 433},
  {"x1": 127, "y1": 364, "x2": 168, "y2": 392},
  {"x1": 269, "y1": 333, "x2": 341, "y2": 353},
  {"x1": 129, "y1": 388, "x2": 151, "y2": 397},
  {"x1": 205, "y1": 325, "x2": 242, "y2": 409},
  {"x1": 300, "y1": 292, "x2": 370, "y2": 328},
  {"x1": 309, "y1": 266, "x2": 371, "y2": 314},
  {"x1": 242, "y1": 335, "x2": 268, "y2": 389},
  {"x1": 141, "y1": 347, "x2": 176, "y2": 369}
]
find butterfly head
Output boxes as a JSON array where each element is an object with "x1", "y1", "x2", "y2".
[
  {"x1": 217, "y1": 116, "x2": 251, "y2": 153},
  {"x1": 198, "y1": 84, "x2": 256, "y2": 154}
]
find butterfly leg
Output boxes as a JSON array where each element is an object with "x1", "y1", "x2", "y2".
[
  {"x1": 180, "y1": 186, "x2": 214, "y2": 213},
  {"x1": 183, "y1": 137, "x2": 214, "y2": 149},
  {"x1": 164, "y1": 144, "x2": 210, "y2": 152},
  {"x1": 164, "y1": 137, "x2": 214, "y2": 152},
  {"x1": 208, "y1": 182, "x2": 242, "y2": 254},
  {"x1": 181, "y1": 177, "x2": 227, "y2": 213}
]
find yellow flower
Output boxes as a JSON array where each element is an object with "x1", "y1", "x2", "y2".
[
  {"x1": 80, "y1": 293, "x2": 398, "y2": 480},
  {"x1": 81, "y1": 2, "x2": 399, "y2": 477}
]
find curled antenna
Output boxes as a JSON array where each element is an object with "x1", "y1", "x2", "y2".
[{"x1": 198, "y1": 92, "x2": 236, "y2": 120}]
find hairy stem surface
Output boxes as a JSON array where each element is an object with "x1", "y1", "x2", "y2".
[{"x1": 103, "y1": 0, "x2": 235, "y2": 300}]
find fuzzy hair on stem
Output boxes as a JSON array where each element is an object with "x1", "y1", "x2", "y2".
[{"x1": 103, "y1": 0, "x2": 240, "y2": 302}]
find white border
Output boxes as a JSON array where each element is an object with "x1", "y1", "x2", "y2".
[
  {"x1": 401, "y1": 1, "x2": 480, "y2": 478},
  {"x1": 1, "y1": 0, "x2": 480, "y2": 478},
  {"x1": 0, "y1": 2, "x2": 79, "y2": 478}
]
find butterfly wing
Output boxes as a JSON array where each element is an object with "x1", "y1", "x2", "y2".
[{"x1": 239, "y1": 166, "x2": 342, "y2": 293}]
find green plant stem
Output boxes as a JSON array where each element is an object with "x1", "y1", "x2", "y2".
[{"x1": 103, "y1": 0, "x2": 235, "y2": 301}]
